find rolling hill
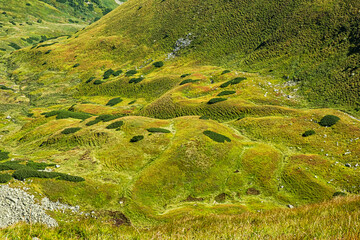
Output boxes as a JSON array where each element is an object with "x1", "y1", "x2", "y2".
[{"x1": 0, "y1": 0, "x2": 359, "y2": 238}]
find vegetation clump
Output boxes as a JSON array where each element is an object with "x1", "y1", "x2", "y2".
[
  {"x1": 129, "y1": 77, "x2": 144, "y2": 84},
  {"x1": 130, "y1": 135, "x2": 144, "y2": 142},
  {"x1": 0, "y1": 150, "x2": 9, "y2": 160},
  {"x1": 125, "y1": 70, "x2": 137, "y2": 77},
  {"x1": 86, "y1": 114, "x2": 122, "y2": 126},
  {"x1": 179, "y1": 79, "x2": 199, "y2": 85},
  {"x1": 0, "y1": 174, "x2": 12, "y2": 183},
  {"x1": 217, "y1": 91, "x2": 236, "y2": 96},
  {"x1": 61, "y1": 127, "x2": 81, "y2": 134},
  {"x1": 220, "y1": 77, "x2": 246, "y2": 88},
  {"x1": 207, "y1": 98, "x2": 227, "y2": 104},
  {"x1": 85, "y1": 77, "x2": 96, "y2": 83},
  {"x1": 302, "y1": 130, "x2": 316, "y2": 137},
  {"x1": 106, "y1": 121, "x2": 124, "y2": 129},
  {"x1": 203, "y1": 130, "x2": 231, "y2": 143},
  {"x1": 147, "y1": 128, "x2": 170, "y2": 133},
  {"x1": 181, "y1": 73, "x2": 191, "y2": 78},
  {"x1": 0, "y1": 85, "x2": 13, "y2": 91},
  {"x1": 103, "y1": 69, "x2": 122, "y2": 79},
  {"x1": 153, "y1": 61, "x2": 164, "y2": 68},
  {"x1": 106, "y1": 97, "x2": 123, "y2": 106},
  {"x1": 12, "y1": 169, "x2": 84, "y2": 182},
  {"x1": 93, "y1": 80, "x2": 104, "y2": 85},
  {"x1": 221, "y1": 70, "x2": 231, "y2": 75},
  {"x1": 333, "y1": 192, "x2": 346, "y2": 197},
  {"x1": 42, "y1": 110, "x2": 92, "y2": 120},
  {"x1": 319, "y1": 115, "x2": 340, "y2": 127}
]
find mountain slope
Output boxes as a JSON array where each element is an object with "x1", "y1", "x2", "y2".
[
  {"x1": 0, "y1": 0, "x2": 360, "y2": 235},
  {"x1": 10, "y1": 0, "x2": 359, "y2": 111}
]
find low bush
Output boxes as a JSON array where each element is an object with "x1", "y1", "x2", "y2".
[
  {"x1": 0, "y1": 150, "x2": 9, "y2": 160},
  {"x1": 86, "y1": 114, "x2": 122, "y2": 126},
  {"x1": 217, "y1": 91, "x2": 236, "y2": 96},
  {"x1": 128, "y1": 100, "x2": 136, "y2": 105},
  {"x1": 12, "y1": 169, "x2": 84, "y2": 182},
  {"x1": 93, "y1": 80, "x2": 104, "y2": 85},
  {"x1": 0, "y1": 161, "x2": 27, "y2": 171},
  {"x1": 42, "y1": 110, "x2": 91, "y2": 120},
  {"x1": 61, "y1": 127, "x2": 81, "y2": 134},
  {"x1": 8, "y1": 42, "x2": 21, "y2": 50},
  {"x1": 147, "y1": 128, "x2": 170, "y2": 133},
  {"x1": 73, "y1": 63, "x2": 80, "y2": 68},
  {"x1": 103, "y1": 69, "x2": 114, "y2": 79},
  {"x1": 302, "y1": 130, "x2": 316, "y2": 137},
  {"x1": 129, "y1": 77, "x2": 144, "y2": 84},
  {"x1": 220, "y1": 77, "x2": 246, "y2": 88},
  {"x1": 319, "y1": 115, "x2": 340, "y2": 127},
  {"x1": 199, "y1": 115, "x2": 209, "y2": 120},
  {"x1": 130, "y1": 135, "x2": 144, "y2": 142},
  {"x1": 153, "y1": 61, "x2": 164, "y2": 68},
  {"x1": 0, "y1": 174, "x2": 12, "y2": 183},
  {"x1": 333, "y1": 192, "x2": 346, "y2": 197},
  {"x1": 106, "y1": 97, "x2": 123, "y2": 106},
  {"x1": 113, "y1": 70, "x2": 123, "y2": 76},
  {"x1": 106, "y1": 121, "x2": 124, "y2": 129},
  {"x1": 0, "y1": 85, "x2": 12, "y2": 91},
  {"x1": 26, "y1": 161, "x2": 56, "y2": 170},
  {"x1": 86, "y1": 77, "x2": 96, "y2": 83},
  {"x1": 203, "y1": 130, "x2": 231, "y2": 143},
  {"x1": 181, "y1": 73, "x2": 191, "y2": 78},
  {"x1": 179, "y1": 79, "x2": 199, "y2": 85},
  {"x1": 125, "y1": 70, "x2": 137, "y2": 77},
  {"x1": 221, "y1": 70, "x2": 231, "y2": 75},
  {"x1": 207, "y1": 98, "x2": 227, "y2": 104}
]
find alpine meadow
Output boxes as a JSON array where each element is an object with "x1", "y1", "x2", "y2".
[{"x1": 0, "y1": 0, "x2": 359, "y2": 239}]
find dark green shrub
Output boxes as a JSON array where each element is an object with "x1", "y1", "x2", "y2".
[
  {"x1": 106, "y1": 121, "x2": 124, "y2": 129},
  {"x1": 129, "y1": 77, "x2": 144, "y2": 84},
  {"x1": 217, "y1": 91, "x2": 236, "y2": 96},
  {"x1": 333, "y1": 192, "x2": 346, "y2": 197},
  {"x1": 130, "y1": 135, "x2": 144, "y2": 142},
  {"x1": 73, "y1": 63, "x2": 80, "y2": 68},
  {"x1": 153, "y1": 61, "x2": 164, "y2": 68},
  {"x1": 61, "y1": 127, "x2": 81, "y2": 134},
  {"x1": 0, "y1": 150, "x2": 9, "y2": 160},
  {"x1": 0, "y1": 85, "x2": 12, "y2": 91},
  {"x1": 203, "y1": 130, "x2": 231, "y2": 143},
  {"x1": 319, "y1": 115, "x2": 340, "y2": 127},
  {"x1": 113, "y1": 70, "x2": 123, "y2": 76},
  {"x1": 26, "y1": 161, "x2": 56, "y2": 170},
  {"x1": 302, "y1": 130, "x2": 316, "y2": 137},
  {"x1": 220, "y1": 77, "x2": 246, "y2": 88},
  {"x1": 181, "y1": 73, "x2": 191, "y2": 78},
  {"x1": 12, "y1": 169, "x2": 84, "y2": 182},
  {"x1": 221, "y1": 70, "x2": 231, "y2": 75},
  {"x1": 128, "y1": 100, "x2": 136, "y2": 105},
  {"x1": 42, "y1": 110, "x2": 91, "y2": 120},
  {"x1": 86, "y1": 114, "x2": 122, "y2": 126},
  {"x1": 179, "y1": 79, "x2": 199, "y2": 85},
  {"x1": 106, "y1": 97, "x2": 123, "y2": 106},
  {"x1": 93, "y1": 80, "x2": 104, "y2": 85},
  {"x1": 45, "y1": 50, "x2": 51, "y2": 54},
  {"x1": 199, "y1": 115, "x2": 209, "y2": 120},
  {"x1": 103, "y1": 69, "x2": 114, "y2": 79},
  {"x1": 8, "y1": 42, "x2": 21, "y2": 50},
  {"x1": 147, "y1": 128, "x2": 170, "y2": 133},
  {"x1": 0, "y1": 174, "x2": 12, "y2": 183},
  {"x1": 207, "y1": 98, "x2": 227, "y2": 104},
  {"x1": 86, "y1": 77, "x2": 96, "y2": 83},
  {"x1": 0, "y1": 161, "x2": 27, "y2": 171},
  {"x1": 125, "y1": 70, "x2": 137, "y2": 77}
]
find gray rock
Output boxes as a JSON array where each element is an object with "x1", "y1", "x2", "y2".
[{"x1": 287, "y1": 204, "x2": 294, "y2": 209}]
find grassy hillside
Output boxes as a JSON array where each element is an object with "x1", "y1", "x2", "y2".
[
  {"x1": 0, "y1": 0, "x2": 359, "y2": 238},
  {"x1": 0, "y1": 0, "x2": 121, "y2": 55},
  {"x1": 8, "y1": 0, "x2": 359, "y2": 111}
]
